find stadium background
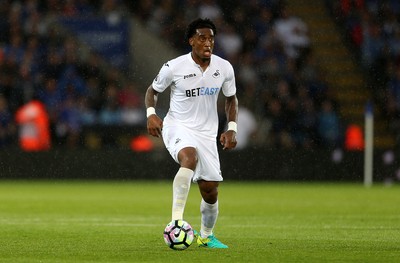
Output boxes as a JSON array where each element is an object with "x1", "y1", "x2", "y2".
[{"x1": 0, "y1": 0, "x2": 399, "y2": 182}]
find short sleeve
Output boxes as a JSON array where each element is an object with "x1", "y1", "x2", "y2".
[
  {"x1": 222, "y1": 62, "x2": 236, "y2": 97},
  {"x1": 152, "y1": 62, "x2": 173, "y2": 93}
]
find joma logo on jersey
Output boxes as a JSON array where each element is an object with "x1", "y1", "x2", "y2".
[
  {"x1": 184, "y1": 73, "x2": 196, "y2": 79},
  {"x1": 186, "y1": 87, "x2": 220, "y2": 97}
]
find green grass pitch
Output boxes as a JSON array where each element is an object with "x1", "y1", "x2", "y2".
[{"x1": 0, "y1": 180, "x2": 399, "y2": 262}]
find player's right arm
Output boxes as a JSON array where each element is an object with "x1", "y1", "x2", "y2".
[
  {"x1": 145, "y1": 85, "x2": 163, "y2": 138},
  {"x1": 145, "y1": 61, "x2": 174, "y2": 138}
]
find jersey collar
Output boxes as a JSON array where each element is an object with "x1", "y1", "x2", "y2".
[{"x1": 187, "y1": 52, "x2": 212, "y2": 70}]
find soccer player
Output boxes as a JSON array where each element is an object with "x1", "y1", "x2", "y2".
[{"x1": 145, "y1": 18, "x2": 238, "y2": 249}]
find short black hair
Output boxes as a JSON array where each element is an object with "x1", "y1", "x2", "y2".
[{"x1": 185, "y1": 18, "x2": 217, "y2": 42}]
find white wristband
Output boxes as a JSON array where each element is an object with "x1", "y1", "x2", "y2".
[
  {"x1": 146, "y1": 107, "x2": 156, "y2": 118},
  {"x1": 227, "y1": 121, "x2": 237, "y2": 133}
]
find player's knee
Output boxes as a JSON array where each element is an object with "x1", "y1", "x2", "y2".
[
  {"x1": 178, "y1": 147, "x2": 198, "y2": 170},
  {"x1": 202, "y1": 191, "x2": 218, "y2": 204},
  {"x1": 198, "y1": 181, "x2": 219, "y2": 204}
]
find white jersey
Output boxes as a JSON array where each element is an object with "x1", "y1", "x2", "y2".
[{"x1": 152, "y1": 53, "x2": 236, "y2": 139}]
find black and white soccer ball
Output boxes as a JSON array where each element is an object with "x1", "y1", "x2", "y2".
[{"x1": 163, "y1": 219, "x2": 194, "y2": 250}]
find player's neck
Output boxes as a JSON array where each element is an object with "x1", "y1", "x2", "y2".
[{"x1": 191, "y1": 52, "x2": 210, "y2": 71}]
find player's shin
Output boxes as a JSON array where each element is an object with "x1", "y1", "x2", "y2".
[
  {"x1": 200, "y1": 199, "x2": 219, "y2": 238},
  {"x1": 172, "y1": 167, "x2": 193, "y2": 220}
]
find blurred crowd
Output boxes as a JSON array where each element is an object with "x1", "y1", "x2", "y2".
[
  {"x1": 327, "y1": 0, "x2": 400, "y2": 140},
  {"x1": 0, "y1": 0, "x2": 144, "y2": 149},
  {"x1": 0, "y1": 0, "x2": 344, "y2": 150},
  {"x1": 131, "y1": 0, "x2": 342, "y2": 149}
]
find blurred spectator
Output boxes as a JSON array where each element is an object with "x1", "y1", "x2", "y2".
[
  {"x1": 146, "y1": 0, "x2": 174, "y2": 36},
  {"x1": 0, "y1": 51, "x2": 19, "y2": 102},
  {"x1": 85, "y1": 76, "x2": 103, "y2": 112},
  {"x1": 100, "y1": 0, "x2": 128, "y2": 26},
  {"x1": 237, "y1": 51, "x2": 260, "y2": 84},
  {"x1": 344, "y1": 123, "x2": 364, "y2": 151},
  {"x1": 295, "y1": 96, "x2": 318, "y2": 148},
  {"x1": 317, "y1": 99, "x2": 341, "y2": 147},
  {"x1": 98, "y1": 82, "x2": 121, "y2": 125},
  {"x1": 299, "y1": 52, "x2": 330, "y2": 105},
  {"x1": 264, "y1": 97, "x2": 295, "y2": 148},
  {"x1": 130, "y1": 134, "x2": 154, "y2": 152},
  {"x1": 235, "y1": 105, "x2": 257, "y2": 150},
  {"x1": 41, "y1": 47, "x2": 64, "y2": 79},
  {"x1": 23, "y1": 9, "x2": 49, "y2": 36},
  {"x1": 9, "y1": 62, "x2": 35, "y2": 112},
  {"x1": 198, "y1": 0, "x2": 222, "y2": 21},
  {"x1": 15, "y1": 100, "x2": 51, "y2": 151},
  {"x1": 385, "y1": 63, "x2": 400, "y2": 131},
  {"x1": 252, "y1": 6, "x2": 274, "y2": 37},
  {"x1": 216, "y1": 23, "x2": 243, "y2": 60},
  {"x1": 254, "y1": 34, "x2": 287, "y2": 84},
  {"x1": 386, "y1": 64, "x2": 400, "y2": 109},
  {"x1": 3, "y1": 33, "x2": 24, "y2": 66},
  {"x1": 119, "y1": 82, "x2": 144, "y2": 125},
  {"x1": 76, "y1": 96, "x2": 97, "y2": 126},
  {"x1": 37, "y1": 76, "x2": 63, "y2": 121},
  {"x1": 273, "y1": 6, "x2": 310, "y2": 60},
  {"x1": 0, "y1": 94, "x2": 15, "y2": 147},
  {"x1": 361, "y1": 18, "x2": 385, "y2": 69},
  {"x1": 56, "y1": 96, "x2": 82, "y2": 147}
]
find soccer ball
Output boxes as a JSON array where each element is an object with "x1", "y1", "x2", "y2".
[{"x1": 163, "y1": 219, "x2": 194, "y2": 250}]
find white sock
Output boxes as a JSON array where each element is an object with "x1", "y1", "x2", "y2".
[
  {"x1": 200, "y1": 199, "x2": 219, "y2": 238},
  {"x1": 171, "y1": 167, "x2": 193, "y2": 220}
]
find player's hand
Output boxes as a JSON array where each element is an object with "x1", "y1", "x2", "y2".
[
  {"x1": 220, "y1": 130, "x2": 237, "y2": 150},
  {"x1": 147, "y1": 115, "x2": 163, "y2": 138}
]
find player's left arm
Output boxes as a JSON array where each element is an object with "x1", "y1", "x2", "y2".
[{"x1": 220, "y1": 94, "x2": 238, "y2": 150}]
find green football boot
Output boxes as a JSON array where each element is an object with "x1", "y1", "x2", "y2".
[{"x1": 194, "y1": 230, "x2": 228, "y2": 248}]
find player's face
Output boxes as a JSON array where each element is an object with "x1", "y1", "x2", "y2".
[{"x1": 190, "y1": 28, "x2": 214, "y2": 62}]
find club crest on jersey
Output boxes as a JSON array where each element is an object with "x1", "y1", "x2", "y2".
[{"x1": 212, "y1": 70, "x2": 220, "y2": 78}]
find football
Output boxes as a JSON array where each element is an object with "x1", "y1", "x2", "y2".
[{"x1": 163, "y1": 219, "x2": 194, "y2": 250}]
